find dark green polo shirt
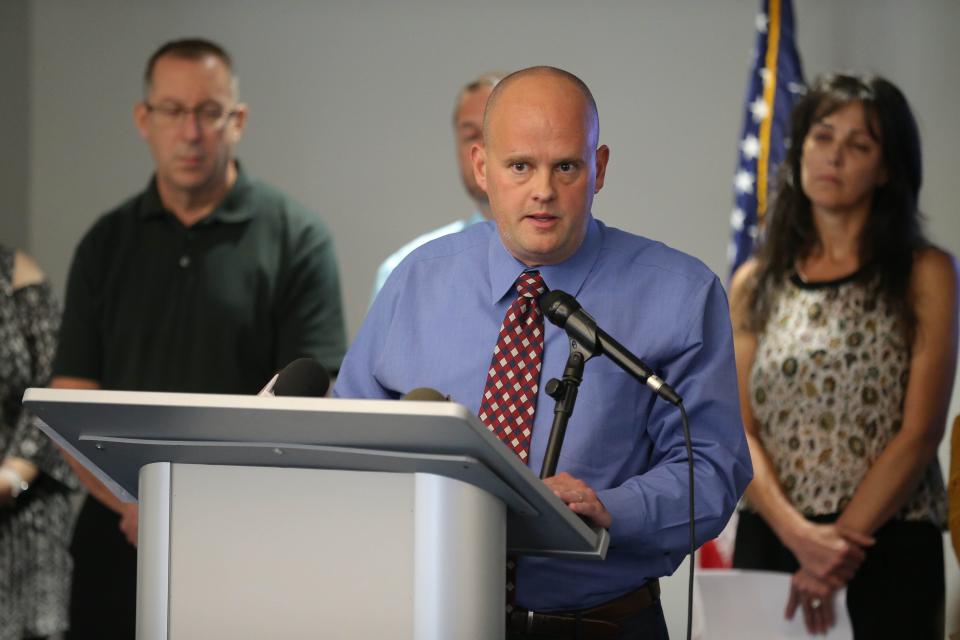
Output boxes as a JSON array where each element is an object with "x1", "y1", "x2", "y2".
[{"x1": 54, "y1": 163, "x2": 346, "y2": 394}]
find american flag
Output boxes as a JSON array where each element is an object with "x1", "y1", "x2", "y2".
[{"x1": 728, "y1": 0, "x2": 805, "y2": 278}]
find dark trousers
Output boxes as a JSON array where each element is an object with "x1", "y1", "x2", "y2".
[
  {"x1": 733, "y1": 510, "x2": 944, "y2": 639},
  {"x1": 506, "y1": 600, "x2": 669, "y2": 640},
  {"x1": 67, "y1": 497, "x2": 137, "y2": 640}
]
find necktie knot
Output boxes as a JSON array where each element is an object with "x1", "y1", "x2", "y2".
[{"x1": 515, "y1": 270, "x2": 546, "y2": 301}]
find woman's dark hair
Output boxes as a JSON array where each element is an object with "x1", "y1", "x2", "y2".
[{"x1": 747, "y1": 73, "x2": 927, "y2": 338}]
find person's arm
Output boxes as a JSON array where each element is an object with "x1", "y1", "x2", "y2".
[
  {"x1": 1, "y1": 252, "x2": 77, "y2": 503},
  {"x1": 587, "y1": 273, "x2": 754, "y2": 554},
  {"x1": 274, "y1": 211, "x2": 347, "y2": 377},
  {"x1": 729, "y1": 262, "x2": 872, "y2": 587},
  {"x1": 50, "y1": 375, "x2": 139, "y2": 545},
  {"x1": 836, "y1": 248, "x2": 959, "y2": 535}
]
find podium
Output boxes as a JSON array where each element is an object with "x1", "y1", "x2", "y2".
[{"x1": 24, "y1": 389, "x2": 608, "y2": 640}]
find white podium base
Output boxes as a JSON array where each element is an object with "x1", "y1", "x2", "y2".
[{"x1": 137, "y1": 463, "x2": 506, "y2": 639}]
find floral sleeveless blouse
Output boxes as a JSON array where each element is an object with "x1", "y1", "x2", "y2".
[{"x1": 743, "y1": 272, "x2": 946, "y2": 526}]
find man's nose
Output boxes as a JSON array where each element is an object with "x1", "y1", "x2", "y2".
[
  {"x1": 531, "y1": 170, "x2": 556, "y2": 203},
  {"x1": 177, "y1": 111, "x2": 204, "y2": 140}
]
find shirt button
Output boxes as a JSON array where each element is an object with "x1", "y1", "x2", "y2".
[{"x1": 179, "y1": 255, "x2": 191, "y2": 268}]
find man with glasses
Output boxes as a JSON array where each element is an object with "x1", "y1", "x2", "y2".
[{"x1": 51, "y1": 38, "x2": 347, "y2": 638}]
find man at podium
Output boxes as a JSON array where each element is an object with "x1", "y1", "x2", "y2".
[{"x1": 334, "y1": 66, "x2": 752, "y2": 638}]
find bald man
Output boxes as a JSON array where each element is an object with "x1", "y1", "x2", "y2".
[
  {"x1": 370, "y1": 72, "x2": 501, "y2": 302},
  {"x1": 335, "y1": 67, "x2": 751, "y2": 639}
]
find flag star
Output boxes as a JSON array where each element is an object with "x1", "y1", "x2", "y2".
[
  {"x1": 748, "y1": 224, "x2": 760, "y2": 240},
  {"x1": 788, "y1": 82, "x2": 806, "y2": 95},
  {"x1": 731, "y1": 208, "x2": 746, "y2": 231},
  {"x1": 726, "y1": 242, "x2": 737, "y2": 264},
  {"x1": 750, "y1": 97, "x2": 770, "y2": 123},
  {"x1": 734, "y1": 170, "x2": 755, "y2": 195},
  {"x1": 755, "y1": 12, "x2": 768, "y2": 33},
  {"x1": 759, "y1": 68, "x2": 773, "y2": 87},
  {"x1": 740, "y1": 134, "x2": 761, "y2": 160}
]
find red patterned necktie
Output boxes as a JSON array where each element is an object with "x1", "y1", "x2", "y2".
[
  {"x1": 478, "y1": 270, "x2": 547, "y2": 463},
  {"x1": 478, "y1": 271, "x2": 547, "y2": 612}
]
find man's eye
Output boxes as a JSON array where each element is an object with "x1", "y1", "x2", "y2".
[
  {"x1": 511, "y1": 162, "x2": 527, "y2": 172},
  {"x1": 199, "y1": 106, "x2": 224, "y2": 120},
  {"x1": 158, "y1": 105, "x2": 186, "y2": 117},
  {"x1": 558, "y1": 162, "x2": 574, "y2": 172}
]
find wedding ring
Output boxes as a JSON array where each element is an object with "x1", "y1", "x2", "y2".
[{"x1": 810, "y1": 598, "x2": 823, "y2": 610}]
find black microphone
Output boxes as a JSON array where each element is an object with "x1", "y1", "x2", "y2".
[
  {"x1": 539, "y1": 290, "x2": 682, "y2": 406},
  {"x1": 401, "y1": 387, "x2": 450, "y2": 402},
  {"x1": 262, "y1": 358, "x2": 331, "y2": 397}
]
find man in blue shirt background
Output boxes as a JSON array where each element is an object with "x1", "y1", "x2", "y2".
[
  {"x1": 335, "y1": 66, "x2": 751, "y2": 639},
  {"x1": 369, "y1": 72, "x2": 502, "y2": 302}
]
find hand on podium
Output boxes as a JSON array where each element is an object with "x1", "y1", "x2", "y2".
[{"x1": 544, "y1": 471, "x2": 611, "y2": 529}]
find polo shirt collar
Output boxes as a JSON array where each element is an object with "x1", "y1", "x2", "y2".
[
  {"x1": 487, "y1": 215, "x2": 603, "y2": 305},
  {"x1": 137, "y1": 160, "x2": 254, "y2": 224}
]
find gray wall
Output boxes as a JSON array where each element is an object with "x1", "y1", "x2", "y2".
[
  {"x1": 10, "y1": 0, "x2": 960, "y2": 636},
  {"x1": 0, "y1": 0, "x2": 30, "y2": 250}
]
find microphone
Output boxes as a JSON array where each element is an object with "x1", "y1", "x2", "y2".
[
  {"x1": 259, "y1": 358, "x2": 331, "y2": 397},
  {"x1": 539, "y1": 290, "x2": 682, "y2": 406},
  {"x1": 402, "y1": 387, "x2": 450, "y2": 402}
]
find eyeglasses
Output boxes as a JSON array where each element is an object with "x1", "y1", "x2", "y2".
[{"x1": 144, "y1": 101, "x2": 239, "y2": 130}]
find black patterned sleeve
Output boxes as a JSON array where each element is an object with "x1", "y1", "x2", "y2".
[{"x1": 8, "y1": 282, "x2": 79, "y2": 489}]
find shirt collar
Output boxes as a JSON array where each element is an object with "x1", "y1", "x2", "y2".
[
  {"x1": 487, "y1": 215, "x2": 603, "y2": 305},
  {"x1": 137, "y1": 160, "x2": 254, "y2": 225}
]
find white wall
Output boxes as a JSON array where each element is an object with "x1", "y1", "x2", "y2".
[{"x1": 16, "y1": 1, "x2": 960, "y2": 636}]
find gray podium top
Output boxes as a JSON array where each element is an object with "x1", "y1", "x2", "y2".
[{"x1": 24, "y1": 388, "x2": 608, "y2": 559}]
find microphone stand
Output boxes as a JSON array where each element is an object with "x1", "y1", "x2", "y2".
[{"x1": 539, "y1": 335, "x2": 596, "y2": 479}]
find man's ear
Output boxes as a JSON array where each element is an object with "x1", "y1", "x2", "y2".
[
  {"x1": 133, "y1": 102, "x2": 150, "y2": 140},
  {"x1": 226, "y1": 103, "x2": 249, "y2": 143},
  {"x1": 471, "y1": 143, "x2": 488, "y2": 192},
  {"x1": 594, "y1": 144, "x2": 610, "y2": 193}
]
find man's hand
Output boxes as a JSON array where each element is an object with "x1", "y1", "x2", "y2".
[
  {"x1": 785, "y1": 568, "x2": 838, "y2": 635},
  {"x1": 786, "y1": 521, "x2": 873, "y2": 587},
  {"x1": 543, "y1": 471, "x2": 612, "y2": 529},
  {"x1": 119, "y1": 503, "x2": 139, "y2": 547}
]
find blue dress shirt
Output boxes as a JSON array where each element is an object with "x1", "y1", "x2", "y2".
[{"x1": 335, "y1": 216, "x2": 752, "y2": 611}]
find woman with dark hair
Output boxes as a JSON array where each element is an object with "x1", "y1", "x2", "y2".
[
  {"x1": 730, "y1": 73, "x2": 957, "y2": 638},
  {"x1": 0, "y1": 247, "x2": 78, "y2": 639}
]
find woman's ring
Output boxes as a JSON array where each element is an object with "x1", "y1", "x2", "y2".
[{"x1": 810, "y1": 598, "x2": 823, "y2": 610}]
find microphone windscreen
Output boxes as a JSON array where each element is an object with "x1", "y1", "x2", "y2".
[
  {"x1": 538, "y1": 289, "x2": 579, "y2": 326},
  {"x1": 402, "y1": 387, "x2": 449, "y2": 402},
  {"x1": 273, "y1": 358, "x2": 331, "y2": 397}
]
